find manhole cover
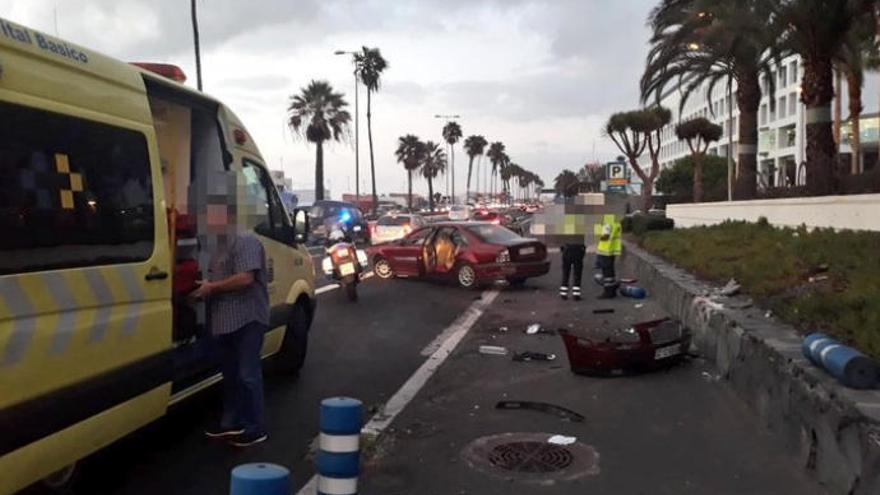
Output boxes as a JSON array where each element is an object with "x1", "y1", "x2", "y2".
[
  {"x1": 488, "y1": 441, "x2": 573, "y2": 473},
  {"x1": 462, "y1": 432, "x2": 599, "y2": 482}
]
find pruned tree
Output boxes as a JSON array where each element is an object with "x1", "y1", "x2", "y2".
[
  {"x1": 605, "y1": 106, "x2": 670, "y2": 210},
  {"x1": 675, "y1": 117, "x2": 723, "y2": 202}
]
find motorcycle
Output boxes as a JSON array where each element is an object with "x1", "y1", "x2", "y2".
[{"x1": 321, "y1": 228, "x2": 369, "y2": 301}]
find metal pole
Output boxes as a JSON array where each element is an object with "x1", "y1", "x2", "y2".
[
  {"x1": 354, "y1": 69, "x2": 359, "y2": 201},
  {"x1": 191, "y1": 0, "x2": 202, "y2": 91},
  {"x1": 727, "y1": 73, "x2": 733, "y2": 201}
]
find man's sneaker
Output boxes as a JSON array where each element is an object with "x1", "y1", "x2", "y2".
[
  {"x1": 572, "y1": 287, "x2": 582, "y2": 301},
  {"x1": 559, "y1": 286, "x2": 569, "y2": 300},
  {"x1": 204, "y1": 425, "x2": 244, "y2": 439},
  {"x1": 229, "y1": 431, "x2": 268, "y2": 447}
]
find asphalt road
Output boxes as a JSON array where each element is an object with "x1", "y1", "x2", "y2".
[
  {"x1": 57, "y1": 268, "x2": 480, "y2": 495},
  {"x1": 30, "y1": 247, "x2": 823, "y2": 495}
]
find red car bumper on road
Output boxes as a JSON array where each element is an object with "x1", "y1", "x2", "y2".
[
  {"x1": 560, "y1": 318, "x2": 691, "y2": 375},
  {"x1": 475, "y1": 260, "x2": 551, "y2": 282}
]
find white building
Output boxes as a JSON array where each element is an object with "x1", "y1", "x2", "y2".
[{"x1": 645, "y1": 55, "x2": 879, "y2": 190}]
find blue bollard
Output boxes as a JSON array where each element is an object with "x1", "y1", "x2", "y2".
[
  {"x1": 230, "y1": 463, "x2": 289, "y2": 495},
  {"x1": 820, "y1": 344, "x2": 879, "y2": 389},
  {"x1": 317, "y1": 397, "x2": 362, "y2": 495},
  {"x1": 619, "y1": 285, "x2": 646, "y2": 299},
  {"x1": 802, "y1": 332, "x2": 835, "y2": 365}
]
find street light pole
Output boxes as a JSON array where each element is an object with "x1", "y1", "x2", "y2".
[
  {"x1": 727, "y1": 73, "x2": 733, "y2": 201},
  {"x1": 336, "y1": 50, "x2": 360, "y2": 202}
]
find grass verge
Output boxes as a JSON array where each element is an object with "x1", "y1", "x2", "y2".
[{"x1": 635, "y1": 220, "x2": 880, "y2": 359}]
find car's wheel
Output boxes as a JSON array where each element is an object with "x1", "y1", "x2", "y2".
[
  {"x1": 507, "y1": 276, "x2": 527, "y2": 287},
  {"x1": 456, "y1": 263, "x2": 478, "y2": 289},
  {"x1": 277, "y1": 301, "x2": 311, "y2": 375},
  {"x1": 373, "y1": 257, "x2": 394, "y2": 279}
]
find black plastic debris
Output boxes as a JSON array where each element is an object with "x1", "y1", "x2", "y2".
[{"x1": 495, "y1": 400, "x2": 585, "y2": 422}]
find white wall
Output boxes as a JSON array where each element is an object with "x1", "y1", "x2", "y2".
[{"x1": 667, "y1": 194, "x2": 880, "y2": 231}]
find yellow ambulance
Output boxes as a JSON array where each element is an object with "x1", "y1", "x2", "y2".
[{"x1": 0, "y1": 17, "x2": 316, "y2": 493}]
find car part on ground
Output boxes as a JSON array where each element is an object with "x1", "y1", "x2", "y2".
[
  {"x1": 494, "y1": 401, "x2": 585, "y2": 423},
  {"x1": 559, "y1": 318, "x2": 691, "y2": 376}
]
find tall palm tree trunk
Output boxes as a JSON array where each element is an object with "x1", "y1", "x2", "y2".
[
  {"x1": 428, "y1": 176, "x2": 435, "y2": 212},
  {"x1": 833, "y1": 69, "x2": 842, "y2": 148},
  {"x1": 735, "y1": 72, "x2": 760, "y2": 199},
  {"x1": 407, "y1": 169, "x2": 413, "y2": 210},
  {"x1": 802, "y1": 57, "x2": 836, "y2": 196},
  {"x1": 315, "y1": 140, "x2": 325, "y2": 201},
  {"x1": 466, "y1": 155, "x2": 474, "y2": 203},
  {"x1": 451, "y1": 146, "x2": 456, "y2": 204},
  {"x1": 367, "y1": 90, "x2": 378, "y2": 215},
  {"x1": 846, "y1": 71, "x2": 863, "y2": 174}
]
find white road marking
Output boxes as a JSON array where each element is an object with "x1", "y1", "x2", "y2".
[{"x1": 296, "y1": 289, "x2": 499, "y2": 495}]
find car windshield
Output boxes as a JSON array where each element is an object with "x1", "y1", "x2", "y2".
[
  {"x1": 465, "y1": 224, "x2": 521, "y2": 243},
  {"x1": 450, "y1": 206, "x2": 466, "y2": 212},
  {"x1": 378, "y1": 216, "x2": 411, "y2": 226}
]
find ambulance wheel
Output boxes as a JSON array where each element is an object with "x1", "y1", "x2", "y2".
[
  {"x1": 278, "y1": 301, "x2": 310, "y2": 375},
  {"x1": 373, "y1": 257, "x2": 394, "y2": 279},
  {"x1": 42, "y1": 462, "x2": 78, "y2": 491}
]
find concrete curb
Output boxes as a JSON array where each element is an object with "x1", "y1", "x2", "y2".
[{"x1": 621, "y1": 240, "x2": 880, "y2": 495}]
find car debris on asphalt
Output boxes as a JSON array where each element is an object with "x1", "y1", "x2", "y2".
[
  {"x1": 525, "y1": 323, "x2": 541, "y2": 335},
  {"x1": 478, "y1": 345, "x2": 509, "y2": 356},
  {"x1": 593, "y1": 308, "x2": 615, "y2": 314},
  {"x1": 513, "y1": 351, "x2": 557, "y2": 362},
  {"x1": 495, "y1": 400, "x2": 585, "y2": 422},
  {"x1": 547, "y1": 435, "x2": 578, "y2": 445}
]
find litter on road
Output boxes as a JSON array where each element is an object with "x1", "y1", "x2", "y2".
[
  {"x1": 513, "y1": 351, "x2": 557, "y2": 362},
  {"x1": 717, "y1": 279, "x2": 741, "y2": 297},
  {"x1": 593, "y1": 308, "x2": 615, "y2": 314},
  {"x1": 495, "y1": 400, "x2": 585, "y2": 423},
  {"x1": 525, "y1": 323, "x2": 541, "y2": 335},
  {"x1": 479, "y1": 345, "x2": 509, "y2": 356},
  {"x1": 634, "y1": 303, "x2": 644, "y2": 309},
  {"x1": 547, "y1": 435, "x2": 578, "y2": 446}
]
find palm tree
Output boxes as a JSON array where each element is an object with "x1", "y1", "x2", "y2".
[
  {"x1": 441, "y1": 121, "x2": 463, "y2": 203},
  {"x1": 642, "y1": 0, "x2": 780, "y2": 200},
  {"x1": 354, "y1": 47, "x2": 388, "y2": 214},
  {"x1": 463, "y1": 135, "x2": 488, "y2": 203},
  {"x1": 421, "y1": 141, "x2": 447, "y2": 212},
  {"x1": 770, "y1": 0, "x2": 873, "y2": 195},
  {"x1": 287, "y1": 80, "x2": 351, "y2": 201},
  {"x1": 486, "y1": 141, "x2": 506, "y2": 200},
  {"x1": 834, "y1": 16, "x2": 877, "y2": 174},
  {"x1": 395, "y1": 135, "x2": 426, "y2": 210},
  {"x1": 554, "y1": 170, "x2": 580, "y2": 198},
  {"x1": 676, "y1": 117, "x2": 723, "y2": 202}
]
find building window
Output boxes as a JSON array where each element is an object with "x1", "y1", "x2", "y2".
[
  {"x1": 788, "y1": 93, "x2": 797, "y2": 116},
  {"x1": 760, "y1": 104, "x2": 768, "y2": 125},
  {"x1": 779, "y1": 66, "x2": 787, "y2": 88},
  {"x1": 790, "y1": 61, "x2": 798, "y2": 83},
  {"x1": 778, "y1": 97, "x2": 787, "y2": 118}
]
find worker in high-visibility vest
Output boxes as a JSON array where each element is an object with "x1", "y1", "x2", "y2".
[{"x1": 594, "y1": 214, "x2": 621, "y2": 299}]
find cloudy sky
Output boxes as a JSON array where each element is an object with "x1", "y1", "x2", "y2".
[{"x1": 1, "y1": 0, "x2": 656, "y2": 199}]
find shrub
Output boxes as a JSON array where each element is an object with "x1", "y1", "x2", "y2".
[
  {"x1": 622, "y1": 213, "x2": 674, "y2": 235},
  {"x1": 656, "y1": 155, "x2": 728, "y2": 203}
]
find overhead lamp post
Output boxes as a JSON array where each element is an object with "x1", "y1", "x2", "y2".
[
  {"x1": 435, "y1": 114, "x2": 460, "y2": 204},
  {"x1": 335, "y1": 50, "x2": 360, "y2": 200}
]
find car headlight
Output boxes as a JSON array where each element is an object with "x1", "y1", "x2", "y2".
[
  {"x1": 609, "y1": 327, "x2": 641, "y2": 345},
  {"x1": 496, "y1": 249, "x2": 510, "y2": 263}
]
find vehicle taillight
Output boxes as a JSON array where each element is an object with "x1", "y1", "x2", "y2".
[{"x1": 496, "y1": 249, "x2": 510, "y2": 263}]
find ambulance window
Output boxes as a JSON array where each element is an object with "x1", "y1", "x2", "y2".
[
  {"x1": 0, "y1": 102, "x2": 154, "y2": 275},
  {"x1": 241, "y1": 159, "x2": 289, "y2": 242}
]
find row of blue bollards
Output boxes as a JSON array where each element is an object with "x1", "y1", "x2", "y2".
[
  {"x1": 229, "y1": 397, "x2": 363, "y2": 495},
  {"x1": 802, "y1": 333, "x2": 879, "y2": 389}
]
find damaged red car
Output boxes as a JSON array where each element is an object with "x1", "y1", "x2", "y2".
[
  {"x1": 560, "y1": 318, "x2": 691, "y2": 375},
  {"x1": 369, "y1": 222, "x2": 550, "y2": 288}
]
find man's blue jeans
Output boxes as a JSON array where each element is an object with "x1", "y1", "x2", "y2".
[{"x1": 218, "y1": 321, "x2": 267, "y2": 435}]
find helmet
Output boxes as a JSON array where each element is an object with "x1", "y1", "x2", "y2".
[{"x1": 329, "y1": 229, "x2": 345, "y2": 242}]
